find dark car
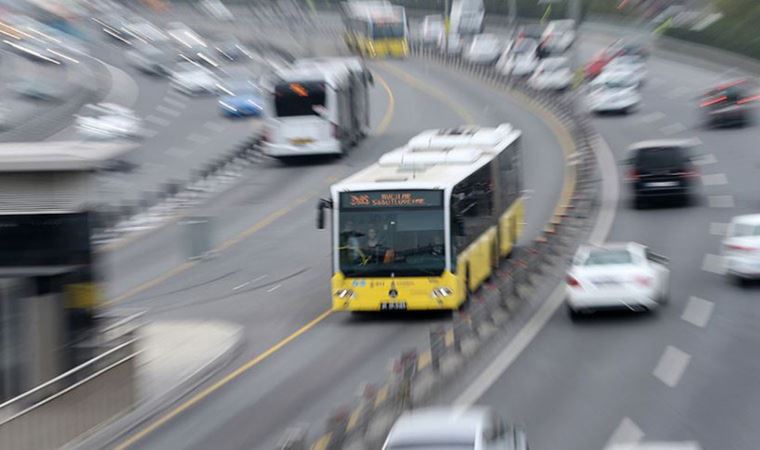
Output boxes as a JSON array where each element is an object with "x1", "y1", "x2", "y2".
[
  {"x1": 700, "y1": 79, "x2": 758, "y2": 127},
  {"x1": 624, "y1": 140, "x2": 700, "y2": 208}
]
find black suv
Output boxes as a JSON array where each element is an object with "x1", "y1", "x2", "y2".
[{"x1": 625, "y1": 141, "x2": 700, "y2": 208}]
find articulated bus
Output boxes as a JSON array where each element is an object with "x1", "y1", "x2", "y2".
[
  {"x1": 342, "y1": 1, "x2": 409, "y2": 58},
  {"x1": 317, "y1": 124, "x2": 524, "y2": 311}
]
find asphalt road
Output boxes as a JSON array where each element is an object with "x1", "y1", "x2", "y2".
[
  {"x1": 99, "y1": 40, "x2": 569, "y2": 449},
  {"x1": 444, "y1": 26, "x2": 760, "y2": 450}
]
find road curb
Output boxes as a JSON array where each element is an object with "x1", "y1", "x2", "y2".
[{"x1": 68, "y1": 321, "x2": 245, "y2": 450}]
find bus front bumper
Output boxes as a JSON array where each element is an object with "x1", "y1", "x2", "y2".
[{"x1": 331, "y1": 273, "x2": 462, "y2": 311}]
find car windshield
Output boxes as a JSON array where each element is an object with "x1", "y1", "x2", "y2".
[
  {"x1": 731, "y1": 223, "x2": 760, "y2": 237},
  {"x1": 274, "y1": 81, "x2": 326, "y2": 117},
  {"x1": 584, "y1": 249, "x2": 633, "y2": 265},
  {"x1": 635, "y1": 147, "x2": 686, "y2": 168},
  {"x1": 372, "y1": 22, "x2": 405, "y2": 39}
]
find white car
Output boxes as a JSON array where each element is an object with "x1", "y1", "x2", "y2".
[
  {"x1": 76, "y1": 103, "x2": 144, "y2": 139},
  {"x1": 497, "y1": 38, "x2": 538, "y2": 77},
  {"x1": 421, "y1": 15, "x2": 444, "y2": 46},
  {"x1": 587, "y1": 70, "x2": 641, "y2": 114},
  {"x1": 722, "y1": 214, "x2": 760, "y2": 284},
  {"x1": 438, "y1": 32, "x2": 464, "y2": 55},
  {"x1": 566, "y1": 242, "x2": 670, "y2": 318},
  {"x1": 606, "y1": 55, "x2": 647, "y2": 86},
  {"x1": 382, "y1": 407, "x2": 528, "y2": 450},
  {"x1": 170, "y1": 62, "x2": 220, "y2": 95},
  {"x1": 540, "y1": 19, "x2": 575, "y2": 54},
  {"x1": 464, "y1": 34, "x2": 502, "y2": 65},
  {"x1": 528, "y1": 56, "x2": 573, "y2": 91}
]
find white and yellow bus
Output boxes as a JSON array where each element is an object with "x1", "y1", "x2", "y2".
[
  {"x1": 342, "y1": 1, "x2": 409, "y2": 58},
  {"x1": 317, "y1": 124, "x2": 524, "y2": 311}
]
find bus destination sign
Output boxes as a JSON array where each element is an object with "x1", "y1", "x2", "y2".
[{"x1": 340, "y1": 190, "x2": 442, "y2": 209}]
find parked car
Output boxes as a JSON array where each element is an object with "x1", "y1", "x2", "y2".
[
  {"x1": 605, "y1": 54, "x2": 647, "y2": 86},
  {"x1": 540, "y1": 19, "x2": 575, "y2": 55},
  {"x1": 497, "y1": 38, "x2": 538, "y2": 77},
  {"x1": 383, "y1": 407, "x2": 528, "y2": 450},
  {"x1": 722, "y1": 214, "x2": 760, "y2": 285},
  {"x1": 622, "y1": 139, "x2": 701, "y2": 208},
  {"x1": 566, "y1": 242, "x2": 670, "y2": 319},
  {"x1": 421, "y1": 14, "x2": 444, "y2": 46},
  {"x1": 437, "y1": 32, "x2": 464, "y2": 55},
  {"x1": 76, "y1": 103, "x2": 144, "y2": 139},
  {"x1": 585, "y1": 41, "x2": 623, "y2": 79},
  {"x1": 463, "y1": 34, "x2": 502, "y2": 65},
  {"x1": 528, "y1": 56, "x2": 573, "y2": 91}
]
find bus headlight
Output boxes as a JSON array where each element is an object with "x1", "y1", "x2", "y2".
[
  {"x1": 335, "y1": 289, "x2": 355, "y2": 299},
  {"x1": 431, "y1": 287, "x2": 453, "y2": 298}
]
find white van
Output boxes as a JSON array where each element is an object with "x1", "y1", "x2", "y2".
[
  {"x1": 262, "y1": 59, "x2": 372, "y2": 159},
  {"x1": 450, "y1": 0, "x2": 485, "y2": 35}
]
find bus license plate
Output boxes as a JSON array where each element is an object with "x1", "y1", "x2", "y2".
[
  {"x1": 381, "y1": 302, "x2": 407, "y2": 311},
  {"x1": 290, "y1": 138, "x2": 313, "y2": 146}
]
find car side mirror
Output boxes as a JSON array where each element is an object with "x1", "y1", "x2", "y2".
[{"x1": 316, "y1": 198, "x2": 332, "y2": 229}]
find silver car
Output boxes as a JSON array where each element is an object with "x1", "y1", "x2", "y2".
[{"x1": 383, "y1": 407, "x2": 528, "y2": 450}]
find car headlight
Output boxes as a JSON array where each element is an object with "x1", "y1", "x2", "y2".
[{"x1": 335, "y1": 289, "x2": 355, "y2": 299}]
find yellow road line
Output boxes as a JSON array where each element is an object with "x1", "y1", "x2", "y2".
[
  {"x1": 417, "y1": 349, "x2": 432, "y2": 370},
  {"x1": 378, "y1": 61, "x2": 475, "y2": 125},
  {"x1": 346, "y1": 406, "x2": 362, "y2": 431},
  {"x1": 114, "y1": 309, "x2": 333, "y2": 450},
  {"x1": 311, "y1": 433, "x2": 332, "y2": 450},
  {"x1": 374, "y1": 384, "x2": 389, "y2": 407},
  {"x1": 374, "y1": 73, "x2": 395, "y2": 135}
]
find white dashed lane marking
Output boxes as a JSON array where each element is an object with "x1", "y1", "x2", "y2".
[
  {"x1": 702, "y1": 253, "x2": 725, "y2": 275},
  {"x1": 682, "y1": 296, "x2": 715, "y2": 328},
  {"x1": 145, "y1": 115, "x2": 171, "y2": 127},
  {"x1": 694, "y1": 153, "x2": 717, "y2": 166},
  {"x1": 188, "y1": 133, "x2": 211, "y2": 144},
  {"x1": 163, "y1": 97, "x2": 187, "y2": 108},
  {"x1": 708, "y1": 195, "x2": 734, "y2": 208},
  {"x1": 653, "y1": 346, "x2": 691, "y2": 388},
  {"x1": 203, "y1": 121, "x2": 227, "y2": 132},
  {"x1": 660, "y1": 123, "x2": 687, "y2": 136},
  {"x1": 605, "y1": 417, "x2": 644, "y2": 449},
  {"x1": 156, "y1": 105, "x2": 182, "y2": 117},
  {"x1": 266, "y1": 284, "x2": 282, "y2": 293},
  {"x1": 701, "y1": 173, "x2": 728, "y2": 186},
  {"x1": 638, "y1": 111, "x2": 665, "y2": 124},
  {"x1": 710, "y1": 222, "x2": 729, "y2": 236}
]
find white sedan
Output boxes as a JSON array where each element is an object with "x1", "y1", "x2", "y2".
[
  {"x1": 566, "y1": 242, "x2": 670, "y2": 318},
  {"x1": 497, "y1": 38, "x2": 538, "y2": 77},
  {"x1": 528, "y1": 56, "x2": 573, "y2": 91},
  {"x1": 606, "y1": 55, "x2": 647, "y2": 86},
  {"x1": 76, "y1": 103, "x2": 144, "y2": 139},
  {"x1": 463, "y1": 34, "x2": 501, "y2": 65},
  {"x1": 587, "y1": 69, "x2": 641, "y2": 114},
  {"x1": 722, "y1": 214, "x2": 760, "y2": 285},
  {"x1": 169, "y1": 62, "x2": 220, "y2": 96}
]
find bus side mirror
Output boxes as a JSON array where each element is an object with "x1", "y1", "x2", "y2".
[{"x1": 316, "y1": 198, "x2": 332, "y2": 230}]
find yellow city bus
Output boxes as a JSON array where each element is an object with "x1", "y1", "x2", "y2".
[
  {"x1": 317, "y1": 124, "x2": 524, "y2": 311},
  {"x1": 342, "y1": 1, "x2": 409, "y2": 58}
]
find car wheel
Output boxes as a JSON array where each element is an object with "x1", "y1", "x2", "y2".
[
  {"x1": 567, "y1": 304, "x2": 583, "y2": 321},
  {"x1": 732, "y1": 274, "x2": 749, "y2": 288}
]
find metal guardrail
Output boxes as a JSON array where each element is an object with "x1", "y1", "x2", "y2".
[
  {"x1": 0, "y1": 339, "x2": 139, "y2": 450},
  {"x1": 280, "y1": 42, "x2": 601, "y2": 450}
]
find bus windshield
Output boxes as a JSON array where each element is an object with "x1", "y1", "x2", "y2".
[
  {"x1": 274, "y1": 81, "x2": 326, "y2": 117},
  {"x1": 338, "y1": 191, "x2": 445, "y2": 277},
  {"x1": 371, "y1": 21, "x2": 405, "y2": 39}
]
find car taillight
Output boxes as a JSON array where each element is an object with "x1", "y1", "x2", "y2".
[
  {"x1": 566, "y1": 275, "x2": 581, "y2": 288},
  {"x1": 675, "y1": 169, "x2": 699, "y2": 178},
  {"x1": 633, "y1": 275, "x2": 652, "y2": 287},
  {"x1": 726, "y1": 243, "x2": 758, "y2": 252},
  {"x1": 738, "y1": 94, "x2": 760, "y2": 105},
  {"x1": 700, "y1": 95, "x2": 727, "y2": 108},
  {"x1": 626, "y1": 169, "x2": 640, "y2": 182}
]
